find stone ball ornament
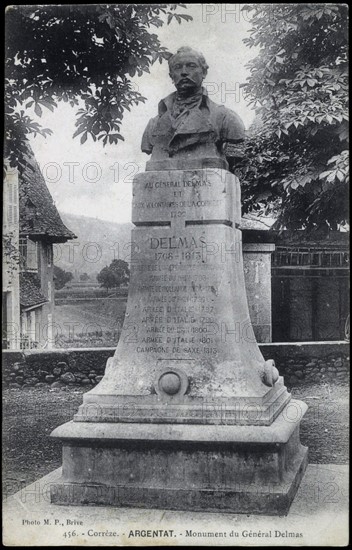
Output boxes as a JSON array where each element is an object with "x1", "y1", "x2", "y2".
[
  {"x1": 159, "y1": 372, "x2": 181, "y2": 395},
  {"x1": 155, "y1": 367, "x2": 189, "y2": 398},
  {"x1": 263, "y1": 359, "x2": 280, "y2": 387}
]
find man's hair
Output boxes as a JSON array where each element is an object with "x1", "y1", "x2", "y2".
[{"x1": 168, "y1": 46, "x2": 209, "y2": 74}]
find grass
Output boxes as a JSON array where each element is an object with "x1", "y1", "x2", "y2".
[
  {"x1": 2, "y1": 382, "x2": 349, "y2": 499},
  {"x1": 54, "y1": 297, "x2": 127, "y2": 347}
]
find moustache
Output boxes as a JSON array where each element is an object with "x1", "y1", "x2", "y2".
[{"x1": 177, "y1": 77, "x2": 196, "y2": 84}]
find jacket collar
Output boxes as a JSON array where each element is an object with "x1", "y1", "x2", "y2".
[{"x1": 158, "y1": 87, "x2": 210, "y2": 116}]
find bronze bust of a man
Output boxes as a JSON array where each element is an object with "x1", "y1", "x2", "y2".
[{"x1": 141, "y1": 46, "x2": 245, "y2": 170}]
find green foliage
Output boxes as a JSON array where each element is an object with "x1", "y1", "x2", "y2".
[
  {"x1": 97, "y1": 259, "x2": 130, "y2": 291},
  {"x1": 79, "y1": 273, "x2": 90, "y2": 282},
  {"x1": 5, "y1": 4, "x2": 191, "y2": 171},
  {"x1": 54, "y1": 265, "x2": 73, "y2": 290},
  {"x1": 238, "y1": 4, "x2": 348, "y2": 231}
]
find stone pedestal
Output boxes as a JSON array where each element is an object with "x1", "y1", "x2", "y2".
[
  {"x1": 51, "y1": 167, "x2": 307, "y2": 515},
  {"x1": 51, "y1": 401, "x2": 307, "y2": 515},
  {"x1": 243, "y1": 243, "x2": 275, "y2": 343}
]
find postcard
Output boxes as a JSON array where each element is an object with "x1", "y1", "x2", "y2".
[{"x1": 3, "y1": 3, "x2": 349, "y2": 546}]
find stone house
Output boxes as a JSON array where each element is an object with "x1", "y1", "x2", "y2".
[{"x1": 3, "y1": 149, "x2": 76, "y2": 349}]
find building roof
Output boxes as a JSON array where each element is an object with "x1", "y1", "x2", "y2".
[
  {"x1": 19, "y1": 272, "x2": 48, "y2": 309},
  {"x1": 19, "y1": 146, "x2": 76, "y2": 243},
  {"x1": 240, "y1": 214, "x2": 275, "y2": 231},
  {"x1": 275, "y1": 229, "x2": 349, "y2": 248}
]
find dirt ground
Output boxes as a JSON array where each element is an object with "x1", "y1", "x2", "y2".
[{"x1": 2, "y1": 382, "x2": 349, "y2": 499}]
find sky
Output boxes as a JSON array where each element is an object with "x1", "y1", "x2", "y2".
[{"x1": 29, "y1": 4, "x2": 257, "y2": 224}]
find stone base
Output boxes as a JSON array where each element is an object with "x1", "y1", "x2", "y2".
[
  {"x1": 50, "y1": 400, "x2": 308, "y2": 515},
  {"x1": 74, "y1": 376, "x2": 291, "y2": 426}
]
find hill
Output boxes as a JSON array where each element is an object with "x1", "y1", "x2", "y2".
[{"x1": 54, "y1": 212, "x2": 133, "y2": 280}]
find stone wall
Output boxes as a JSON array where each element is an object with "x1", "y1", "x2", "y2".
[
  {"x1": 260, "y1": 342, "x2": 349, "y2": 387},
  {"x1": 3, "y1": 342, "x2": 349, "y2": 390},
  {"x1": 3, "y1": 348, "x2": 115, "y2": 389}
]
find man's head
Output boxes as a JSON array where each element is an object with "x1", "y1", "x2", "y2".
[{"x1": 168, "y1": 47, "x2": 209, "y2": 95}]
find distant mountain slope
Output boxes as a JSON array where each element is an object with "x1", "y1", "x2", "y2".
[
  {"x1": 54, "y1": 212, "x2": 133, "y2": 279},
  {"x1": 54, "y1": 211, "x2": 274, "y2": 280}
]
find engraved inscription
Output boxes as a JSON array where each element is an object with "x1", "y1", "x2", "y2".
[
  {"x1": 125, "y1": 227, "x2": 222, "y2": 358},
  {"x1": 132, "y1": 170, "x2": 236, "y2": 226}
]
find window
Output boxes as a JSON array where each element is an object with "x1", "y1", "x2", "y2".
[
  {"x1": 47, "y1": 245, "x2": 53, "y2": 267},
  {"x1": 6, "y1": 179, "x2": 19, "y2": 227},
  {"x1": 20, "y1": 310, "x2": 39, "y2": 349},
  {"x1": 19, "y1": 237, "x2": 38, "y2": 272},
  {"x1": 2, "y1": 292, "x2": 8, "y2": 349}
]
